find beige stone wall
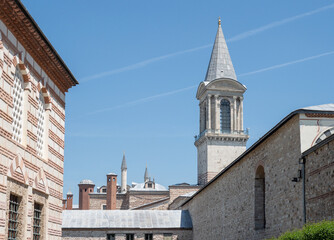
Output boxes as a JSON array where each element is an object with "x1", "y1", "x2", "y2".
[
  {"x1": 129, "y1": 192, "x2": 169, "y2": 209},
  {"x1": 169, "y1": 186, "x2": 200, "y2": 204},
  {"x1": 183, "y1": 115, "x2": 305, "y2": 240},
  {"x1": 62, "y1": 229, "x2": 192, "y2": 240},
  {"x1": 89, "y1": 194, "x2": 106, "y2": 210},
  {"x1": 305, "y1": 136, "x2": 334, "y2": 223},
  {"x1": 0, "y1": 19, "x2": 66, "y2": 240}
]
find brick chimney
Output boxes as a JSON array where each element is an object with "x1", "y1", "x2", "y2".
[
  {"x1": 106, "y1": 173, "x2": 117, "y2": 210},
  {"x1": 66, "y1": 191, "x2": 73, "y2": 210},
  {"x1": 62, "y1": 199, "x2": 67, "y2": 210},
  {"x1": 78, "y1": 179, "x2": 95, "y2": 210}
]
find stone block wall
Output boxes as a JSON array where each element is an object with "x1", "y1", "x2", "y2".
[
  {"x1": 304, "y1": 135, "x2": 334, "y2": 223},
  {"x1": 0, "y1": 17, "x2": 68, "y2": 240},
  {"x1": 62, "y1": 229, "x2": 192, "y2": 240},
  {"x1": 183, "y1": 115, "x2": 304, "y2": 240},
  {"x1": 129, "y1": 192, "x2": 169, "y2": 209},
  {"x1": 169, "y1": 185, "x2": 200, "y2": 204}
]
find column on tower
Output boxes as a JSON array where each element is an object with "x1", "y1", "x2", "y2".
[
  {"x1": 240, "y1": 97, "x2": 244, "y2": 131},
  {"x1": 207, "y1": 95, "x2": 211, "y2": 131},
  {"x1": 233, "y1": 96, "x2": 237, "y2": 132},
  {"x1": 214, "y1": 95, "x2": 220, "y2": 133}
]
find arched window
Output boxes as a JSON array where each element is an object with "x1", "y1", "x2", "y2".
[
  {"x1": 220, "y1": 99, "x2": 231, "y2": 133},
  {"x1": 255, "y1": 165, "x2": 265, "y2": 229},
  {"x1": 36, "y1": 91, "x2": 45, "y2": 157},
  {"x1": 12, "y1": 69, "x2": 24, "y2": 143}
]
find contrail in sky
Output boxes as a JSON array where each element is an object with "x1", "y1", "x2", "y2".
[
  {"x1": 81, "y1": 3, "x2": 334, "y2": 82},
  {"x1": 86, "y1": 85, "x2": 197, "y2": 115},
  {"x1": 85, "y1": 50, "x2": 334, "y2": 116},
  {"x1": 238, "y1": 50, "x2": 334, "y2": 77}
]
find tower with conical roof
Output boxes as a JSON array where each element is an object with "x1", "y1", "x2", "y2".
[
  {"x1": 195, "y1": 18, "x2": 249, "y2": 185},
  {"x1": 121, "y1": 152, "x2": 127, "y2": 192}
]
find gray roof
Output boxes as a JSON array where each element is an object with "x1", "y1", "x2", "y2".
[
  {"x1": 62, "y1": 210, "x2": 192, "y2": 229},
  {"x1": 204, "y1": 19, "x2": 237, "y2": 82},
  {"x1": 301, "y1": 103, "x2": 334, "y2": 111},
  {"x1": 121, "y1": 153, "x2": 127, "y2": 170},
  {"x1": 79, "y1": 179, "x2": 94, "y2": 185},
  {"x1": 130, "y1": 182, "x2": 167, "y2": 191}
]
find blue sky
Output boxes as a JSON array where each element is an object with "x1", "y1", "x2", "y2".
[{"x1": 22, "y1": 0, "x2": 334, "y2": 203}]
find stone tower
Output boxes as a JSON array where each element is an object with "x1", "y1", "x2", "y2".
[
  {"x1": 121, "y1": 152, "x2": 127, "y2": 192},
  {"x1": 195, "y1": 18, "x2": 249, "y2": 185}
]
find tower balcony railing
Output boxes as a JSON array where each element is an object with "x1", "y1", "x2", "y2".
[{"x1": 194, "y1": 128, "x2": 249, "y2": 141}]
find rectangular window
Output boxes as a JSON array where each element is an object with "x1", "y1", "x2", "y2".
[
  {"x1": 126, "y1": 234, "x2": 134, "y2": 240},
  {"x1": 33, "y1": 203, "x2": 42, "y2": 240},
  {"x1": 164, "y1": 233, "x2": 172, "y2": 240},
  {"x1": 145, "y1": 234, "x2": 153, "y2": 240},
  {"x1": 107, "y1": 234, "x2": 115, "y2": 240},
  {"x1": 8, "y1": 194, "x2": 19, "y2": 240}
]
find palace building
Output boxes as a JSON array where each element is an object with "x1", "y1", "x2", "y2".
[
  {"x1": 0, "y1": 0, "x2": 78, "y2": 239},
  {"x1": 62, "y1": 18, "x2": 334, "y2": 240}
]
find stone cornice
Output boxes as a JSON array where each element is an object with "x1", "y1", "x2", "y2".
[
  {"x1": 195, "y1": 132, "x2": 249, "y2": 146},
  {"x1": 0, "y1": 0, "x2": 78, "y2": 93}
]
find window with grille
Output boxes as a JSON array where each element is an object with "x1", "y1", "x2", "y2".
[
  {"x1": 33, "y1": 203, "x2": 42, "y2": 240},
  {"x1": 8, "y1": 194, "x2": 20, "y2": 240},
  {"x1": 220, "y1": 99, "x2": 231, "y2": 133},
  {"x1": 126, "y1": 234, "x2": 134, "y2": 240},
  {"x1": 12, "y1": 70, "x2": 24, "y2": 143},
  {"x1": 107, "y1": 234, "x2": 115, "y2": 240},
  {"x1": 145, "y1": 234, "x2": 153, "y2": 240},
  {"x1": 36, "y1": 92, "x2": 45, "y2": 157}
]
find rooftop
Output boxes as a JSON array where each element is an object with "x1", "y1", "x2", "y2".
[
  {"x1": 79, "y1": 179, "x2": 94, "y2": 185},
  {"x1": 62, "y1": 210, "x2": 192, "y2": 229}
]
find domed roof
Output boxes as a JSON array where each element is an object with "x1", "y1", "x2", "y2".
[
  {"x1": 79, "y1": 179, "x2": 94, "y2": 185},
  {"x1": 67, "y1": 190, "x2": 73, "y2": 195}
]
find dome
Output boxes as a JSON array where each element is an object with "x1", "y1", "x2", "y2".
[
  {"x1": 67, "y1": 190, "x2": 73, "y2": 195},
  {"x1": 79, "y1": 179, "x2": 94, "y2": 185}
]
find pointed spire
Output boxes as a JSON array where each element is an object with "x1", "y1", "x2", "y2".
[
  {"x1": 121, "y1": 152, "x2": 127, "y2": 170},
  {"x1": 204, "y1": 18, "x2": 237, "y2": 82},
  {"x1": 144, "y1": 164, "x2": 149, "y2": 182}
]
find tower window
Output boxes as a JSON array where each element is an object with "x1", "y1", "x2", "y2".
[
  {"x1": 8, "y1": 194, "x2": 20, "y2": 239},
  {"x1": 255, "y1": 165, "x2": 266, "y2": 230},
  {"x1": 220, "y1": 99, "x2": 231, "y2": 133}
]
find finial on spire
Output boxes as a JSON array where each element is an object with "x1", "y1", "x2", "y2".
[{"x1": 218, "y1": 17, "x2": 221, "y2": 26}]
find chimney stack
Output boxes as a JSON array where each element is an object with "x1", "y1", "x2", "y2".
[
  {"x1": 106, "y1": 173, "x2": 117, "y2": 210},
  {"x1": 78, "y1": 179, "x2": 95, "y2": 210},
  {"x1": 66, "y1": 191, "x2": 73, "y2": 210}
]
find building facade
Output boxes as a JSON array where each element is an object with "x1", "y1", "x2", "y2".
[
  {"x1": 0, "y1": 1, "x2": 77, "y2": 239},
  {"x1": 182, "y1": 105, "x2": 334, "y2": 240}
]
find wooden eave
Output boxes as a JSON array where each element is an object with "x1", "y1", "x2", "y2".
[{"x1": 0, "y1": 0, "x2": 78, "y2": 93}]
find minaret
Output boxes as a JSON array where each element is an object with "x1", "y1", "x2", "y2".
[
  {"x1": 195, "y1": 18, "x2": 249, "y2": 186},
  {"x1": 144, "y1": 165, "x2": 149, "y2": 182},
  {"x1": 121, "y1": 152, "x2": 127, "y2": 193}
]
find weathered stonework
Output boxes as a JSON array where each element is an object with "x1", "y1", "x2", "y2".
[
  {"x1": 183, "y1": 116, "x2": 304, "y2": 240},
  {"x1": 303, "y1": 134, "x2": 334, "y2": 223}
]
